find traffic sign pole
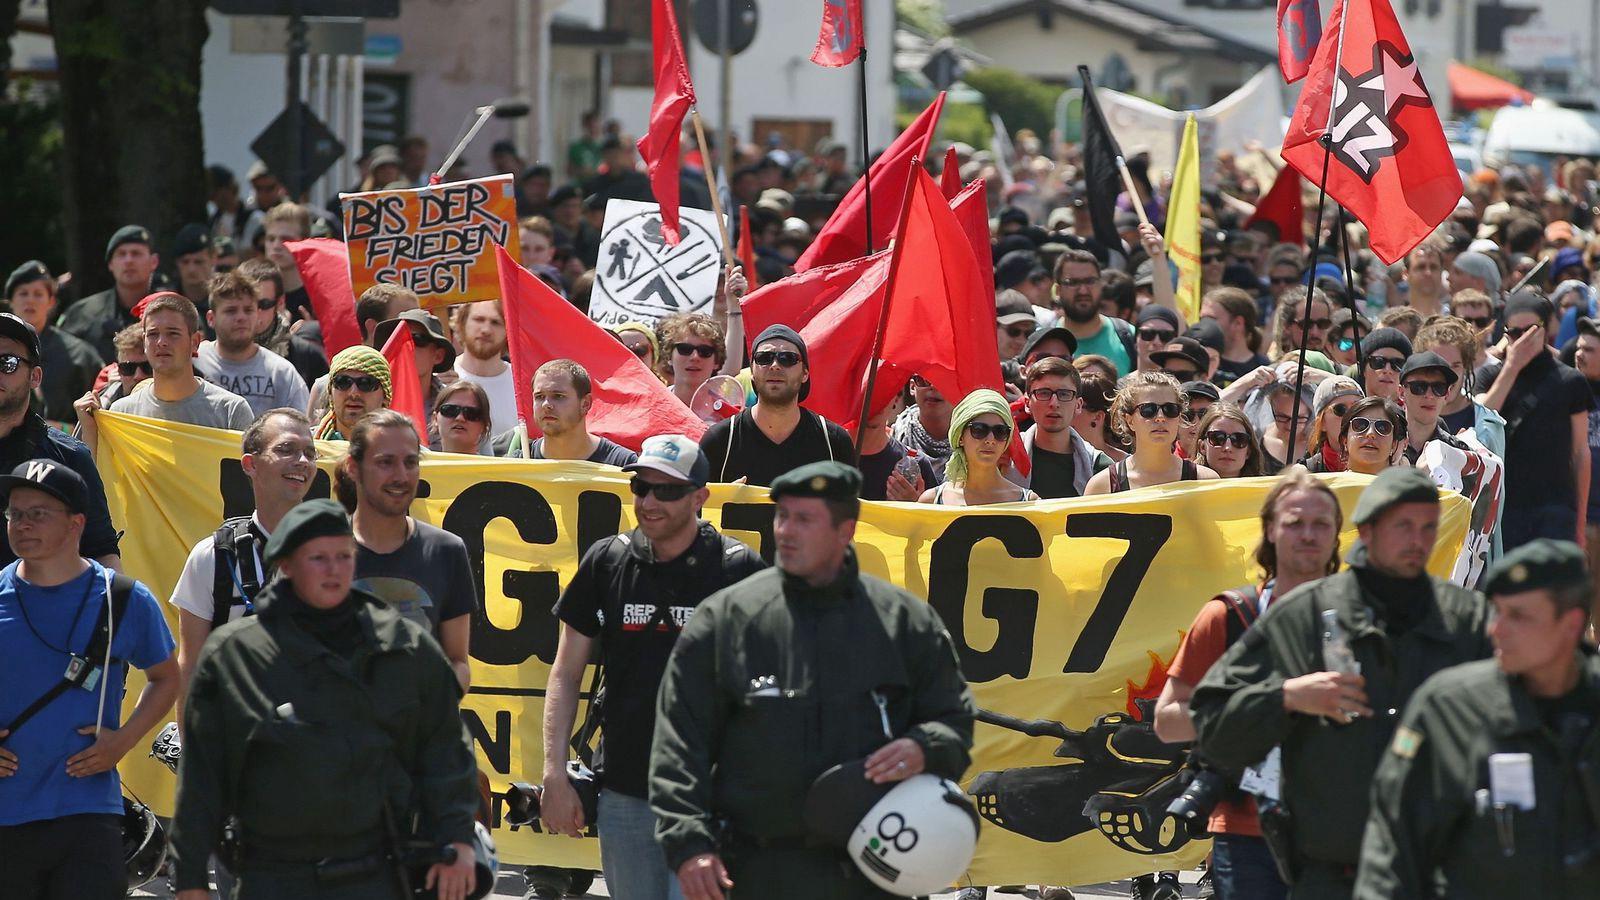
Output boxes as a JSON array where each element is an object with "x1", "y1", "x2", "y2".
[{"x1": 285, "y1": 0, "x2": 307, "y2": 197}]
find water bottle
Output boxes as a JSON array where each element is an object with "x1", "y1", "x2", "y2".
[
  {"x1": 895, "y1": 448, "x2": 921, "y2": 482},
  {"x1": 1320, "y1": 609, "x2": 1361, "y2": 676}
]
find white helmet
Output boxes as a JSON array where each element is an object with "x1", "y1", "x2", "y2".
[
  {"x1": 844, "y1": 774, "x2": 980, "y2": 897},
  {"x1": 149, "y1": 721, "x2": 181, "y2": 774}
]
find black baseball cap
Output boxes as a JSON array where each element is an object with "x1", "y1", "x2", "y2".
[
  {"x1": 1149, "y1": 337, "x2": 1209, "y2": 373},
  {"x1": 1181, "y1": 380, "x2": 1221, "y2": 403},
  {"x1": 0, "y1": 459, "x2": 89, "y2": 515},
  {"x1": 0, "y1": 313, "x2": 41, "y2": 360},
  {"x1": 1400, "y1": 351, "x2": 1459, "y2": 385},
  {"x1": 1021, "y1": 326, "x2": 1078, "y2": 362}
]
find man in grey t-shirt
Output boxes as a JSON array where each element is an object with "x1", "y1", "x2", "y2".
[{"x1": 195, "y1": 272, "x2": 309, "y2": 417}]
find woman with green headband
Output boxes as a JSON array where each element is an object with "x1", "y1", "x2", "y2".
[
  {"x1": 1085, "y1": 371, "x2": 1218, "y2": 494},
  {"x1": 918, "y1": 388, "x2": 1037, "y2": 506}
]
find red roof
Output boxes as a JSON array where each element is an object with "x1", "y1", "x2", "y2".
[{"x1": 1448, "y1": 62, "x2": 1535, "y2": 112}]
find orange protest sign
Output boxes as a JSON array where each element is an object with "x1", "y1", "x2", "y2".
[{"x1": 341, "y1": 173, "x2": 521, "y2": 309}]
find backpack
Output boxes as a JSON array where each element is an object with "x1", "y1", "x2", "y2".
[{"x1": 210, "y1": 516, "x2": 265, "y2": 631}]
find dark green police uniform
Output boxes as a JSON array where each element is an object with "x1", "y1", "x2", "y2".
[
  {"x1": 650, "y1": 462, "x2": 976, "y2": 899},
  {"x1": 1354, "y1": 540, "x2": 1600, "y2": 900},
  {"x1": 1189, "y1": 468, "x2": 1492, "y2": 900},
  {"x1": 169, "y1": 500, "x2": 480, "y2": 899}
]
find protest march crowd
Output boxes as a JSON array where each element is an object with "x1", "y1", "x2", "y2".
[{"x1": 4, "y1": 0, "x2": 1600, "y2": 899}]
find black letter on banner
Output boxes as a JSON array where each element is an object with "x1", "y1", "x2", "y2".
[
  {"x1": 461, "y1": 708, "x2": 511, "y2": 775},
  {"x1": 926, "y1": 516, "x2": 1042, "y2": 683},
  {"x1": 720, "y1": 503, "x2": 775, "y2": 562},
  {"x1": 444, "y1": 481, "x2": 559, "y2": 666},
  {"x1": 576, "y1": 491, "x2": 623, "y2": 557},
  {"x1": 219, "y1": 459, "x2": 330, "y2": 519},
  {"x1": 1060, "y1": 513, "x2": 1173, "y2": 674}
]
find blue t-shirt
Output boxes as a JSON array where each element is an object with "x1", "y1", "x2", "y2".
[{"x1": 0, "y1": 560, "x2": 174, "y2": 825}]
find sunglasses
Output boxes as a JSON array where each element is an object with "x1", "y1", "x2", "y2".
[
  {"x1": 1296, "y1": 318, "x2": 1333, "y2": 331},
  {"x1": 1204, "y1": 430, "x2": 1251, "y2": 449},
  {"x1": 1336, "y1": 337, "x2": 1357, "y2": 352},
  {"x1": 1328, "y1": 402, "x2": 1352, "y2": 418},
  {"x1": 1404, "y1": 380, "x2": 1450, "y2": 398},
  {"x1": 1201, "y1": 254, "x2": 1224, "y2": 264},
  {"x1": 629, "y1": 478, "x2": 697, "y2": 501},
  {"x1": 1365, "y1": 356, "x2": 1404, "y2": 372},
  {"x1": 437, "y1": 403, "x2": 485, "y2": 422},
  {"x1": 626, "y1": 343, "x2": 650, "y2": 359},
  {"x1": 1057, "y1": 276, "x2": 1099, "y2": 289},
  {"x1": 0, "y1": 354, "x2": 34, "y2": 376},
  {"x1": 332, "y1": 373, "x2": 383, "y2": 393},
  {"x1": 116, "y1": 360, "x2": 153, "y2": 378},
  {"x1": 1462, "y1": 316, "x2": 1494, "y2": 329},
  {"x1": 1163, "y1": 366, "x2": 1200, "y2": 381},
  {"x1": 1027, "y1": 388, "x2": 1078, "y2": 403},
  {"x1": 1136, "y1": 402, "x2": 1182, "y2": 420},
  {"x1": 1137, "y1": 327, "x2": 1176, "y2": 343},
  {"x1": 674, "y1": 342, "x2": 716, "y2": 359},
  {"x1": 1181, "y1": 406, "x2": 1209, "y2": 424},
  {"x1": 1349, "y1": 416, "x2": 1395, "y2": 436},
  {"x1": 965, "y1": 421, "x2": 1013, "y2": 441},
  {"x1": 256, "y1": 298, "x2": 278, "y2": 312},
  {"x1": 1000, "y1": 323, "x2": 1034, "y2": 339},
  {"x1": 752, "y1": 350, "x2": 802, "y2": 367},
  {"x1": 1504, "y1": 325, "x2": 1540, "y2": 342}
]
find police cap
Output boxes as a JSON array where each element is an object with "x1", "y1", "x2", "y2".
[
  {"x1": 770, "y1": 461, "x2": 863, "y2": 503},
  {"x1": 1351, "y1": 466, "x2": 1438, "y2": 525},
  {"x1": 1484, "y1": 538, "x2": 1589, "y2": 597},
  {"x1": 264, "y1": 499, "x2": 352, "y2": 566}
]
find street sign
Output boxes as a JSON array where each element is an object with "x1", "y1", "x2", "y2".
[
  {"x1": 692, "y1": 0, "x2": 759, "y2": 56},
  {"x1": 212, "y1": 0, "x2": 399, "y2": 16},
  {"x1": 922, "y1": 47, "x2": 965, "y2": 92},
  {"x1": 250, "y1": 101, "x2": 346, "y2": 196}
]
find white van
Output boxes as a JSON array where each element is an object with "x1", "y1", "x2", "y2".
[{"x1": 1482, "y1": 104, "x2": 1600, "y2": 175}]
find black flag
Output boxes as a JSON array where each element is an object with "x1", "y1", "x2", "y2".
[{"x1": 1077, "y1": 65, "x2": 1125, "y2": 252}]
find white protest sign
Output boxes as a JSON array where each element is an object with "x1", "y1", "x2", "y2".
[{"x1": 591, "y1": 199, "x2": 724, "y2": 328}]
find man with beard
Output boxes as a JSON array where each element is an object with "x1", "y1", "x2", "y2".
[
  {"x1": 539, "y1": 435, "x2": 764, "y2": 900},
  {"x1": 1052, "y1": 249, "x2": 1134, "y2": 376},
  {"x1": 335, "y1": 409, "x2": 474, "y2": 691},
  {"x1": 497, "y1": 359, "x2": 637, "y2": 465},
  {"x1": 699, "y1": 325, "x2": 853, "y2": 486},
  {"x1": 196, "y1": 272, "x2": 309, "y2": 417},
  {"x1": 1402, "y1": 240, "x2": 1448, "y2": 318},
  {"x1": 5, "y1": 261, "x2": 103, "y2": 423},
  {"x1": 451, "y1": 299, "x2": 518, "y2": 439},
  {"x1": 1272, "y1": 286, "x2": 1334, "y2": 357},
  {"x1": 1010, "y1": 358, "x2": 1109, "y2": 499},
  {"x1": 58, "y1": 225, "x2": 162, "y2": 362},
  {"x1": 314, "y1": 345, "x2": 391, "y2": 440},
  {"x1": 0, "y1": 314, "x2": 119, "y2": 570}
]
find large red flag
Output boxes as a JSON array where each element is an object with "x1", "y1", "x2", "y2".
[
  {"x1": 1278, "y1": 0, "x2": 1323, "y2": 84},
  {"x1": 741, "y1": 251, "x2": 890, "y2": 352},
  {"x1": 794, "y1": 92, "x2": 945, "y2": 271},
  {"x1": 948, "y1": 178, "x2": 994, "y2": 292},
  {"x1": 1281, "y1": 0, "x2": 1460, "y2": 263},
  {"x1": 379, "y1": 321, "x2": 427, "y2": 437},
  {"x1": 810, "y1": 0, "x2": 864, "y2": 67},
  {"x1": 637, "y1": 0, "x2": 696, "y2": 246},
  {"x1": 494, "y1": 245, "x2": 704, "y2": 450},
  {"x1": 285, "y1": 238, "x2": 363, "y2": 358},
  {"x1": 1247, "y1": 166, "x2": 1305, "y2": 246}
]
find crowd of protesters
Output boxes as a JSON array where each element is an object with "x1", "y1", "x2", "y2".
[{"x1": 3, "y1": 114, "x2": 1600, "y2": 900}]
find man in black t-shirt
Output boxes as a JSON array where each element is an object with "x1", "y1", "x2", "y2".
[
  {"x1": 540, "y1": 435, "x2": 765, "y2": 900},
  {"x1": 1010, "y1": 357, "x2": 1110, "y2": 498},
  {"x1": 699, "y1": 324, "x2": 854, "y2": 485}
]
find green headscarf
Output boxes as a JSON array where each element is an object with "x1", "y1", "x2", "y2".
[{"x1": 946, "y1": 388, "x2": 1015, "y2": 485}]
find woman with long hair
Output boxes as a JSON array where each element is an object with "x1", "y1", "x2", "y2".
[
  {"x1": 918, "y1": 389, "x2": 1037, "y2": 506},
  {"x1": 1303, "y1": 376, "x2": 1363, "y2": 473},
  {"x1": 1085, "y1": 372, "x2": 1219, "y2": 494},
  {"x1": 1194, "y1": 403, "x2": 1265, "y2": 478}
]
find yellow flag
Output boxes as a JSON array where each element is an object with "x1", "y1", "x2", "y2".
[{"x1": 1165, "y1": 113, "x2": 1201, "y2": 322}]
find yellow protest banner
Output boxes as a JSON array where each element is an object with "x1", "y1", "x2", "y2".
[
  {"x1": 341, "y1": 173, "x2": 520, "y2": 310},
  {"x1": 98, "y1": 413, "x2": 1469, "y2": 887}
]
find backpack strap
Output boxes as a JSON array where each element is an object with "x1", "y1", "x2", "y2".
[
  {"x1": 1109, "y1": 458, "x2": 1130, "y2": 493},
  {"x1": 1216, "y1": 585, "x2": 1262, "y2": 648},
  {"x1": 3, "y1": 570, "x2": 136, "y2": 739},
  {"x1": 1113, "y1": 317, "x2": 1137, "y2": 370},
  {"x1": 210, "y1": 516, "x2": 263, "y2": 632},
  {"x1": 1181, "y1": 458, "x2": 1199, "y2": 481},
  {"x1": 813, "y1": 411, "x2": 835, "y2": 462},
  {"x1": 570, "y1": 534, "x2": 631, "y2": 767}
]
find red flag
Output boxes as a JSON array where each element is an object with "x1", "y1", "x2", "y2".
[
  {"x1": 637, "y1": 0, "x2": 696, "y2": 246},
  {"x1": 939, "y1": 145, "x2": 962, "y2": 199},
  {"x1": 1247, "y1": 166, "x2": 1305, "y2": 246},
  {"x1": 948, "y1": 178, "x2": 994, "y2": 293},
  {"x1": 810, "y1": 0, "x2": 864, "y2": 67},
  {"x1": 379, "y1": 320, "x2": 427, "y2": 437},
  {"x1": 742, "y1": 251, "x2": 890, "y2": 347},
  {"x1": 737, "y1": 205, "x2": 761, "y2": 291},
  {"x1": 794, "y1": 92, "x2": 946, "y2": 271},
  {"x1": 1278, "y1": 0, "x2": 1324, "y2": 83},
  {"x1": 1281, "y1": 0, "x2": 1461, "y2": 263},
  {"x1": 494, "y1": 245, "x2": 705, "y2": 450},
  {"x1": 284, "y1": 238, "x2": 363, "y2": 359}
]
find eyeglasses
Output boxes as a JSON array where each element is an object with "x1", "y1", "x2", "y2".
[
  {"x1": 1462, "y1": 315, "x2": 1494, "y2": 329},
  {"x1": 437, "y1": 403, "x2": 486, "y2": 422},
  {"x1": 3, "y1": 506, "x2": 66, "y2": 525},
  {"x1": 1204, "y1": 430, "x2": 1251, "y2": 449},
  {"x1": 1365, "y1": 356, "x2": 1404, "y2": 372},
  {"x1": 1201, "y1": 254, "x2": 1224, "y2": 265},
  {"x1": 1270, "y1": 275, "x2": 1301, "y2": 286},
  {"x1": 1137, "y1": 327, "x2": 1176, "y2": 343},
  {"x1": 1000, "y1": 323, "x2": 1034, "y2": 339},
  {"x1": 629, "y1": 478, "x2": 697, "y2": 501},
  {"x1": 1296, "y1": 318, "x2": 1333, "y2": 331},
  {"x1": 0, "y1": 354, "x2": 35, "y2": 375},
  {"x1": 964, "y1": 421, "x2": 1012, "y2": 441},
  {"x1": 1404, "y1": 380, "x2": 1450, "y2": 398},
  {"x1": 116, "y1": 360, "x2": 153, "y2": 378},
  {"x1": 332, "y1": 373, "x2": 383, "y2": 393},
  {"x1": 1027, "y1": 388, "x2": 1078, "y2": 403},
  {"x1": 674, "y1": 342, "x2": 716, "y2": 359},
  {"x1": 1349, "y1": 416, "x2": 1395, "y2": 436},
  {"x1": 1328, "y1": 402, "x2": 1351, "y2": 418},
  {"x1": 256, "y1": 298, "x2": 278, "y2": 312},
  {"x1": 752, "y1": 350, "x2": 802, "y2": 367},
  {"x1": 1504, "y1": 325, "x2": 1540, "y2": 342},
  {"x1": 1057, "y1": 277, "x2": 1099, "y2": 289},
  {"x1": 1136, "y1": 402, "x2": 1182, "y2": 420}
]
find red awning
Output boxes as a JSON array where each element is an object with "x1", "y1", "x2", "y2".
[{"x1": 1449, "y1": 62, "x2": 1535, "y2": 112}]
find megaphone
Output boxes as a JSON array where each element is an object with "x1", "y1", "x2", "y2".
[{"x1": 690, "y1": 375, "x2": 745, "y2": 423}]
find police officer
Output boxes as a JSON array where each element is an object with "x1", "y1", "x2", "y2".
[
  {"x1": 1189, "y1": 467, "x2": 1493, "y2": 900},
  {"x1": 1354, "y1": 539, "x2": 1600, "y2": 898},
  {"x1": 650, "y1": 461, "x2": 975, "y2": 900},
  {"x1": 169, "y1": 499, "x2": 481, "y2": 900}
]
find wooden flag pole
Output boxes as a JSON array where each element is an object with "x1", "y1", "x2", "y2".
[
  {"x1": 851, "y1": 155, "x2": 923, "y2": 458},
  {"x1": 691, "y1": 108, "x2": 736, "y2": 266},
  {"x1": 1115, "y1": 155, "x2": 1151, "y2": 228}
]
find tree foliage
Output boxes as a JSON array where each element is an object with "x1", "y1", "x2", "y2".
[{"x1": 963, "y1": 67, "x2": 1062, "y2": 139}]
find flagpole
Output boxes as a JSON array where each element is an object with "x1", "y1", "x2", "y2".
[
  {"x1": 1337, "y1": 208, "x2": 1366, "y2": 373},
  {"x1": 858, "y1": 37, "x2": 874, "y2": 253},
  {"x1": 852, "y1": 155, "x2": 922, "y2": 458},
  {"x1": 691, "y1": 109, "x2": 736, "y2": 266},
  {"x1": 1115, "y1": 156, "x2": 1151, "y2": 228}
]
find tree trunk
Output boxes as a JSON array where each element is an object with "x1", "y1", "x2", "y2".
[{"x1": 51, "y1": 0, "x2": 209, "y2": 301}]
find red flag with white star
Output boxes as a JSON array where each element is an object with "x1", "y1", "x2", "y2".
[{"x1": 1281, "y1": 0, "x2": 1460, "y2": 263}]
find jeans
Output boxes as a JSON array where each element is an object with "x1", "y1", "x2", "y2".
[
  {"x1": 1502, "y1": 502, "x2": 1577, "y2": 552},
  {"x1": 0, "y1": 813, "x2": 125, "y2": 900},
  {"x1": 597, "y1": 788, "x2": 684, "y2": 900},
  {"x1": 1210, "y1": 833, "x2": 1287, "y2": 900}
]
